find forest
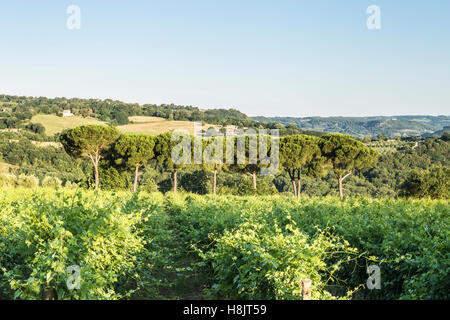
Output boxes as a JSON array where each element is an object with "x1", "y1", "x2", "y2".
[{"x1": 1, "y1": 127, "x2": 448, "y2": 199}]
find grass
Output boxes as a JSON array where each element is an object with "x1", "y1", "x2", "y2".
[
  {"x1": 128, "y1": 116, "x2": 166, "y2": 123},
  {"x1": 30, "y1": 115, "x2": 106, "y2": 136},
  {"x1": 0, "y1": 162, "x2": 17, "y2": 173}
]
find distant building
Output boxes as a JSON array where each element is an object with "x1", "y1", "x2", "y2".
[
  {"x1": 62, "y1": 110, "x2": 74, "y2": 117},
  {"x1": 225, "y1": 127, "x2": 240, "y2": 137},
  {"x1": 88, "y1": 109, "x2": 93, "y2": 115}
]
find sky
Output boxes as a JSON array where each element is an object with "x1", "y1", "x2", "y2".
[{"x1": 0, "y1": 0, "x2": 449, "y2": 117}]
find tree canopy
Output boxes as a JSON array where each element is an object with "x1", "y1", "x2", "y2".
[
  {"x1": 319, "y1": 134, "x2": 378, "y2": 199},
  {"x1": 114, "y1": 134, "x2": 156, "y2": 192},
  {"x1": 60, "y1": 125, "x2": 120, "y2": 189}
]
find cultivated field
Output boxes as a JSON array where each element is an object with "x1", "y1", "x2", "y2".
[
  {"x1": 118, "y1": 117, "x2": 220, "y2": 135},
  {"x1": 0, "y1": 188, "x2": 448, "y2": 300},
  {"x1": 30, "y1": 115, "x2": 106, "y2": 136},
  {"x1": 29, "y1": 114, "x2": 219, "y2": 136}
]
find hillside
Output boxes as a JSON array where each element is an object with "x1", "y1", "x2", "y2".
[
  {"x1": 2, "y1": 94, "x2": 449, "y2": 138},
  {"x1": 252, "y1": 115, "x2": 450, "y2": 138},
  {"x1": 117, "y1": 116, "x2": 220, "y2": 135}
]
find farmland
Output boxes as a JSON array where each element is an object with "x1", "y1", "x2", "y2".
[
  {"x1": 29, "y1": 114, "x2": 220, "y2": 136},
  {"x1": 0, "y1": 188, "x2": 448, "y2": 300},
  {"x1": 30, "y1": 115, "x2": 106, "y2": 136},
  {"x1": 118, "y1": 117, "x2": 220, "y2": 135}
]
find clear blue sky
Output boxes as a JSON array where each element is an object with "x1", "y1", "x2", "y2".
[{"x1": 0, "y1": 0, "x2": 449, "y2": 117}]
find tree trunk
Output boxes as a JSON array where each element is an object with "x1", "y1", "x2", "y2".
[
  {"x1": 93, "y1": 163, "x2": 99, "y2": 190},
  {"x1": 338, "y1": 172, "x2": 352, "y2": 200},
  {"x1": 297, "y1": 178, "x2": 301, "y2": 198},
  {"x1": 213, "y1": 165, "x2": 217, "y2": 195},
  {"x1": 291, "y1": 179, "x2": 297, "y2": 196},
  {"x1": 252, "y1": 172, "x2": 257, "y2": 191},
  {"x1": 338, "y1": 176, "x2": 343, "y2": 200},
  {"x1": 133, "y1": 165, "x2": 139, "y2": 193},
  {"x1": 89, "y1": 152, "x2": 100, "y2": 190},
  {"x1": 173, "y1": 169, "x2": 178, "y2": 193}
]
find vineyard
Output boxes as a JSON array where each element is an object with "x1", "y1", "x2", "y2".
[{"x1": 0, "y1": 188, "x2": 448, "y2": 300}]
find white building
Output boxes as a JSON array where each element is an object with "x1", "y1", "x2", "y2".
[{"x1": 62, "y1": 110, "x2": 74, "y2": 117}]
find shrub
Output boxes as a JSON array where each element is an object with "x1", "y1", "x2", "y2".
[
  {"x1": 41, "y1": 176, "x2": 62, "y2": 188},
  {"x1": 199, "y1": 221, "x2": 361, "y2": 300},
  {"x1": 0, "y1": 190, "x2": 145, "y2": 300},
  {"x1": 16, "y1": 174, "x2": 39, "y2": 188},
  {"x1": 0, "y1": 173, "x2": 16, "y2": 187}
]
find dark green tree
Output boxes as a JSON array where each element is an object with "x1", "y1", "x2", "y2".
[
  {"x1": 113, "y1": 134, "x2": 156, "y2": 192},
  {"x1": 280, "y1": 135, "x2": 325, "y2": 197},
  {"x1": 319, "y1": 134, "x2": 378, "y2": 199},
  {"x1": 60, "y1": 125, "x2": 120, "y2": 189},
  {"x1": 154, "y1": 131, "x2": 193, "y2": 193}
]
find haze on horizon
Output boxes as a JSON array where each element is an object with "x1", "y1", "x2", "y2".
[{"x1": 0, "y1": 1, "x2": 449, "y2": 117}]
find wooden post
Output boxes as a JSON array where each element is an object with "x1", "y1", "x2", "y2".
[
  {"x1": 301, "y1": 279, "x2": 312, "y2": 300},
  {"x1": 43, "y1": 286, "x2": 57, "y2": 300}
]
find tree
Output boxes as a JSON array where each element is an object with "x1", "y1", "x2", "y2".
[
  {"x1": 114, "y1": 111, "x2": 129, "y2": 125},
  {"x1": 25, "y1": 123, "x2": 46, "y2": 135},
  {"x1": 113, "y1": 134, "x2": 156, "y2": 192},
  {"x1": 280, "y1": 135, "x2": 325, "y2": 198},
  {"x1": 200, "y1": 135, "x2": 226, "y2": 195},
  {"x1": 230, "y1": 132, "x2": 278, "y2": 191},
  {"x1": 60, "y1": 125, "x2": 120, "y2": 189},
  {"x1": 154, "y1": 131, "x2": 192, "y2": 193},
  {"x1": 319, "y1": 134, "x2": 378, "y2": 199},
  {"x1": 400, "y1": 166, "x2": 450, "y2": 199}
]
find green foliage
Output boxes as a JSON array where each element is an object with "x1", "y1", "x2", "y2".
[
  {"x1": 114, "y1": 134, "x2": 155, "y2": 170},
  {"x1": 60, "y1": 125, "x2": 120, "y2": 188},
  {"x1": 319, "y1": 134, "x2": 378, "y2": 177},
  {"x1": 201, "y1": 222, "x2": 359, "y2": 299},
  {"x1": 98, "y1": 162, "x2": 131, "y2": 190},
  {"x1": 0, "y1": 190, "x2": 448, "y2": 300},
  {"x1": 0, "y1": 173, "x2": 16, "y2": 187},
  {"x1": 41, "y1": 176, "x2": 62, "y2": 188},
  {"x1": 25, "y1": 123, "x2": 45, "y2": 135},
  {"x1": 0, "y1": 189, "x2": 145, "y2": 299},
  {"x1": 180, "y1": 170, "x2": 211, "y2": 195},
  {"x1": 400, "y1": 166, "x2": 450, "y2": 199},
  {"x1": 16, "y1": 174, "x2": 39, "y2": 188},
  {"x1": 60, "y1": 125, "x2": 120, "y2": 160}
]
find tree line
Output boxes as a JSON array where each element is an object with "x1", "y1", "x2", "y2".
[{"x1": 59, "y1": 125, "x2": 378, "y2": 199}]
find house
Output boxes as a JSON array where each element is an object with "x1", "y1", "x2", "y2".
[{"x1": 62, "y1": 110, "x2": 74, "y2": 117}]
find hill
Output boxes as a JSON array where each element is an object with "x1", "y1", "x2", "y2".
[
  {"x1": 252, "y1": 115, "x2": 450, "y2": 138},
  {"x1": 1, "y1": 94, "x2": 449, "y2": 138}
]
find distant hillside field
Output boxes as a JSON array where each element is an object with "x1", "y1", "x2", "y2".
[
  {"x1": 0, "y1": 162, "x2": 17, "y2": 173},
  {"x1": 30, "y1": 115, "x2": 106, "y2": 136},
  {"x1": 28, "y1": 114, "x2": 220, "y2": 136},
  {"x1": 128, "y1": 116, "x2": 166, "y2": 123},
  {"x1": 117, "y1": 117, "x2": 220, "y2": 135}
]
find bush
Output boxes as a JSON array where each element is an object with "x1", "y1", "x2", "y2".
[
  {"x1": 0, "y1": 173, "x2": 16, "y2": 187},
  {"x1": 16, "y1": 174, "x2": 39, "y2": 188},
  {"x1": 400, "y1": 166, "x2": 450, "y2": 199},
  {"x1": 41, "y1": 176, "x2": 62, "y2": 188},
  {"x1": 0, "y1": 190, "x2": 145, "y2": 299},
  {"x1": 199, "y1": 221, "x2": 360, "y2": 300}
]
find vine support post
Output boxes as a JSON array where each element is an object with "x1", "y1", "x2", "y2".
[
  {"x1": 301, "y1": 279, "x2": 312, "y2": 300},
  {"x1": 43, "y1": 286, "x2": 57, "y2": 300}
]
